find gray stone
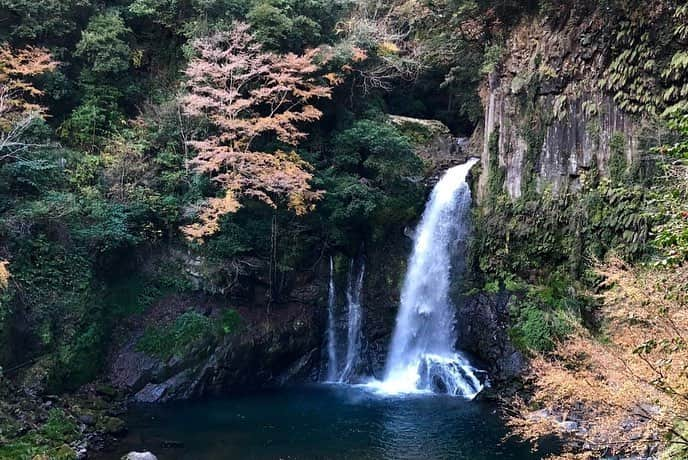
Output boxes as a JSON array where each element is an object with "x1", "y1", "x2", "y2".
[
  {"x1": 134, "y1": 383, "x2": 167, "y2": 403},
  {"x1": 475, "y1": 13, "x2": 641, "y2": 202},
  {"x1": 455, "y1": 293, "x2": 526, "y2": 382},
  {"x1": 560, "y1": 421, "x2": 578, "y2": 432},
  {"x1": 121, "y1": 452, "x2": 158, "y2": 460},
  {"x1": 78, "y1": 414, "x2": 95, "y2": 426}
]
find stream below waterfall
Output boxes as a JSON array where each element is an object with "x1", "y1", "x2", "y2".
[{"x1": 96, "y1": 385, "x2": 553, "y2": 460}]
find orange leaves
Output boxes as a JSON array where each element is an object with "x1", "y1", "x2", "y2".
[
  {"x1": 324, "y1": 72, "x2": 343, "y2": 85},
  {"x1": 508, "y1": 258, "x2": 688, "y2": 458},
  {"x1": 182, "y1": 192, "x2": 242, "y2": 241},
  {"x1": 351, "y1": 46, "x2": 368, "y2": 63},
  {"x1": 0, "y1": 260, "x2": 9, "y2": 290},
  {"x1": 0, "y1": 44, "x2": 57, "y2": 126},
  {"x1": 180, "y1": 24, "x2": 334, "y2": 240}
]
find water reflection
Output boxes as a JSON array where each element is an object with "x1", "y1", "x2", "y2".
[{"x1": 96, "y1": 386, "x2": 546, "y2": 460}]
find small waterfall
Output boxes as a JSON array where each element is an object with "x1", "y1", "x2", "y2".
[
  {"x1": 372, "y1": 158, "x2": 485, "y2": 398},
  {"x1": 325, "y1": 257, "x2": 338, "y2": 382},
  {"x1": 339, "y1": 258, "x2": 365, "y2": 383},
  {"x1": 322, "y1": 256, "x2": 365, "y2": 383}
]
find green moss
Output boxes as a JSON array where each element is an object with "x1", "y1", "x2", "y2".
[
  {"x1": 137, "y1": 311, "x2": 211, "y2": 359},
  {"x1": 96, "y1": 416, "x2": 126, "y2": 435},
  {"x1": 608, "y1": 131, "x2": 627, "y2": 181},
  {"x1": 0, "y1": 439, "x2": 76, "y2": 460},
  {"x1": 41, "y1": 409, "x2": 78, "y2": 443},
  {"x1": 0, "y1": 436, "x2": 47, "y2": 460},
  {"x1": 0, "y1": 409, "x2": 78, "y2": 460},
  {"x1": 661, "y1": 421, "x2": 688, "y2": 460},
  {"x1": 487, "y1": 131, "x2": 506, "y2": 198},
  {"x1": 586, "y1": 117, "x2": 601, "y2": 145},
  {"x1": 509, "y1": 281, "x2": 579, "y2": 353},
  {"x1": 136, "y1": 309, "x2": 241, "y2": 360},
  {"x1": 219, "y1": 308, "x2": 243, "y2": 335},
  {"x1": 510, "y1": 305, "x2": 553, "y2": 352},
  {"x1": 481, "y1": 43, "x2": 504, "y2": 75},
  {"x1": 484, "y1": 280, "x2": 500, "y2": 294},
  {"x1": 475, "y1": 169, "x2": 652, "y2": 283}
]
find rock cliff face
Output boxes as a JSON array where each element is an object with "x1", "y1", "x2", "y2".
[
  {"x1": 477, "y1": 11, "x2": 642, "y2": 200},
  {"x1": 106, "y1": 253, "x2": 325, "y2": 402},
  {"x1": 456, "y1": 293, "x2": 525, "y2": 382}
]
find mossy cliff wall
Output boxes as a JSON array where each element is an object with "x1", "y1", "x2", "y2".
[{"x1": 476, "y1": 11, "x2": 644, "y2": 200}]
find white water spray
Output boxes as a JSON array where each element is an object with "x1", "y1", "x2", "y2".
[
  {"x1": 323, "y1": 257, "x2": 365, "y2": 383},
  {"x1": 339, "y1": 258, "x2": 365, "y2": 383},
  {"x1": 325, "y1": 257, "x2": 338, "y2": 382},
  {"x1": 370, "y1": 158, "x2": 484, "y2": 398}
]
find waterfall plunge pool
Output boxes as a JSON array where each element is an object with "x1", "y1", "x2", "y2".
[{"x1": 97, "y1": 385, "x2": 553, "y2": 460}]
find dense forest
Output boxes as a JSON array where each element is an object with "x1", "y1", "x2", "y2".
[{"x1": 1, "y1": 0, "x2": 687, "y2": 459}]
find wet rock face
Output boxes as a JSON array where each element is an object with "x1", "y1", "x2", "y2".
[
  {"x1": 107, "y1": 233, "x2": 523, "y2": 400},
  {"x1": 357, "y1": 232, "x2": 412, "y2": 380},
  {"x1": 455, "y1": 292, "x2": 525, "y2": 383},
  {"x1": 108, "y1": 302, "x2": 322, "y2": 403},
  {"x1": 106, "y1": 253, "x2": 325, "y2": 402},
  {"x1": 476, "y1": 11, "x2": 641, "y2": 200},
  {"x1": 388, "y1": 115, "x2": 472, "y2": 175}
]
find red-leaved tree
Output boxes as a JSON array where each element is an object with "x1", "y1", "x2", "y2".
[{"x1": 181, "y1": 23, "x2": 333, "y2": 240}]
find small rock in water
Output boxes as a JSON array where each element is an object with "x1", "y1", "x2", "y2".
[
  {"x1": 74, "y1": 440, "x2": 88, "y2": 459},
  {"x1": 121, "y1": 452, "x2": 158, "y2": 460}
]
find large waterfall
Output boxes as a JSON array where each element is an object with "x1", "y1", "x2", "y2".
[
  {"x1": 323, "y1": 256, "x2": 365, "y2": 383},
  {"x1": 372, "y1": 158, "x2": 484, "y2": 398}
]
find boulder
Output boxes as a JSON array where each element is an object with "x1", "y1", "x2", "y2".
[
  {"x1": 560, "y1": 421, "x2": 579, "y2": 432},
  {"x1": 121, "y1": 453, "x2": 158, "y2": 460}
]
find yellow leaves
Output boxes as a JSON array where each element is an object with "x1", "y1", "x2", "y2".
[
  {"x1": 299, "y1": 104, "x2": 323, "y2": 122},
  {"x1": 0, "y1": 260, "x2": 9, "y2": 290},
  {"x1": 0, "y1": 44, "x2": 57, "y2": 127},
  {"x1": 509, "y1": 258, "x2": 688, "y2": 457},
  {"x1": 182, "y1": 191, "x2": 242, "y2": 242},
  {"x1": 378, "y1": 41, "x2": 400, "y2": 56},
  {"x1": 351, "y1": 46, "x2": 368, "y2": 63},
  {"x1": 324, "y1": 72, "x2": 343, "y2": 86},
  {"x1": 131, "y1": 49, "x2": 144, "y2": 68}
]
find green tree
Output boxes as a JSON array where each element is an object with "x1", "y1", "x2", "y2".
[
  {"x1": 61, "y1": 10, "x2": 134, "y2": 150},
  {"x1": 247, "y1": 0, "x2": 343, "y2": 51},
  {"x1": 319, "y1": 117, "x2": 425, "y2": 245},
  {"x1": 74, "y1": 10, "x2": 132, "y2": 75},
  {"x1": 0, "y1": 0, "x2": 94, "y2": 42}
]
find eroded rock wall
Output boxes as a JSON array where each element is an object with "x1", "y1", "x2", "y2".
[{"x1": 477, "y1": 11, "x2": 641, "y2": 200}]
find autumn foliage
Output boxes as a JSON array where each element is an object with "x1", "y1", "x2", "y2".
[
  {"x1": 507, "y1": 257, "x2": 688, "y2": 458},
  {"x1": 0, "y1": 260, "x2": 9, "y2": 290},
  {"x1": 0, "y1": 44, "x2": 56, "y2": 126},
  {"x1": 181, "y1": 23, "x2": 333, "y2": 240},
  {"x1": 0, "y1": 44, "x2": 56, "y2": 157}
]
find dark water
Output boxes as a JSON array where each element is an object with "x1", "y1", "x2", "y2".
[{"x1": 99, "y1": 385, "x2": 546, "y2": 460}]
